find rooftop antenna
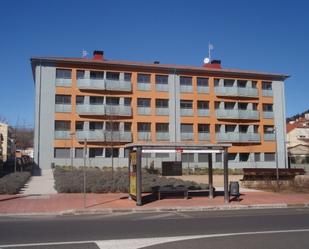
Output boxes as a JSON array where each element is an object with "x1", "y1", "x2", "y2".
[{"x1": 82, "y1": 49, "x2": 88, "y2": 58}]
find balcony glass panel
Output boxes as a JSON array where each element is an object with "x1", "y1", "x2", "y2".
[
  {"x1": 56, "y1": 78, "x2": 71, "y2": 87},
  {"x1": 105, "y1": 131, "x2": 132, "y2": 142},
  {"x1": 105, "y1": 105, "x2": 132, "y2": 116},
  {"x1": 215, "y1": 86, "x2": 258, "y2": 97},
  {"x1": 76, "y1": 130, "x2": 105, "y2": 141},
  {"x1": 137, "y1": 107, "x2": 151, "y2": 115},
  {"x1": 197, "y1": 109, "x2": 210, "y2": 116},
  {"x1": 263, "y1": 111, "x2": 274, "y2": 119},
  {"x1": 262, "y1": 89, "x2": 273, "y2": 97},
  {"x1": 156, "y1": 132, "x2": 170, "y2": 141},
  {"x1": 156, "y1": 83, "x2": 169, "y2": 92},
  {"x1": 55, "y1": 104, "x2": 71, "y2": 113},
  {"x1": 264, "y1": 133, "x2": 276, "y2": 140},
  {"x1": 181, "y1": 132, "x2": 194, "y2": 141},
  {"x1": 76, "y1": 105, "x2": 105, "y2": 115},
  {"x1": 54, "y1": 131, "x2": 71, "y2": 140},
  {"x1": 156, "y1": 107, "x2": 169, "y2": 116},
  {"x1": 216, "y1": 132, "x2": 260, "y2": 142},
  {"x1": 197, "y1": 86, "x2": 209, "y2": 93},
  {"x1": 216, "y1": 109, "x2": 259, "y2": 120},
  {"x1": 180, "y1": 109, "x2": 193, "y2": 116},
  {"x1": 198, "y1": 133, "x2": 210, "y2": 141},
  {"x1": 137, "y1": 82, "x2": 151, "y2": 91},
  {"x1": 77, "y1": 78, "x2": 105, "y2": 90},
  {"x1": 180, "y1": 85, "x2": 193, "y2": 93},
  {"x1": 105, "y1": 79, "x2": 132, "y2": 91},
  {"x1": 138, "y1": 132, "x2": 151, "y2": 140}
]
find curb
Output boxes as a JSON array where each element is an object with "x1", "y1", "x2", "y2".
[{"x1": 1, "y1": 203, "x2": 308, "y2": 217}]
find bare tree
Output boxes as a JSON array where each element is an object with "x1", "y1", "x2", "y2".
[{"x1": 0, "y1": 115, "x2": 8, "y2": 124}]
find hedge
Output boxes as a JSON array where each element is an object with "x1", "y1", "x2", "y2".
[
  {"x1": 53, "y1": 166, "x2": 208, "y2": 193},
  {"x1": 0, "y1": 172, "x2": 31, "y2": 194}
]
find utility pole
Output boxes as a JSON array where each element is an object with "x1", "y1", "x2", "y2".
[
  {"x1": 83, "y1": 139, "x2": 87, "y2": 209},
  {"x1": 70, "y1": 132, "x2": 75, "y2": 168}
]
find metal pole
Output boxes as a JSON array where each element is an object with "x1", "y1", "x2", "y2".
[
  {"x1": 274, "y1": 128, "x2": 279, "y2": 189},
  {"x1": 208, "y1": 153, "x2": 213, "y2": 199},
  {"x1": 70, "y1": 132, "x2": 74, "y2": 168},
  {"x1": 136, "y1": 146, "x2": 142, "y2": 206},
  {"x1": 14, "y1": 140, "x2": 16, "y2": 173},
  {"x1": 223, "y1": 149, "x2": 229, "y2": 203},
  {"x1": 83, "y1": 139, "x2": 87, "y2": 209}
]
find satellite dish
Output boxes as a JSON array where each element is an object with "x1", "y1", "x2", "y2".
[{"x1": 203, "y1": 57, "x2": 210, "y2": 64}]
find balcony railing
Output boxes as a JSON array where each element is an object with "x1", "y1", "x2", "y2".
[
  {"x1": 181, "y1": 132, "x2": 194, "y2": 141},
  {"x1": 198, "y1": 133, "x2": 210, "y2": 141},
  {"x1": 216, "y1": 109, "x2": 259, "y2": 120},
  {"x1": 54, "y1": 131, "x2": 71, "y2": 140},
  {"x1": 180, "y1": 108, "x2": 193, "y2": 116},
  {"x1": 197, "y1": 86, "x2": 209, "y2": 93},
  {"x1": 156, "y1": 83, "x2": 169, "y2": 92},
  {"x1": 55, "y1": 104, "x2": 71, "y2": 113},
  {"x1": 137, "y1": 82, "x2": 151, "y2": 91},
  {"x1": 264, "y1": 133, "x2": 276, "y2": 141},
  {"x1": 77, "y1": 78, "x2": 105, "y2": 90},
  {"x1": 105, "y1": 131, "x2": 132, "y2": 142},
  {"x1": 56, "y1": 78, "x2": 71, "y2": 87},
  {"x1": 137, "y1": 107, "x2": 151, "y2": 115},
  {"x1": 180, "y1": 85, "x2": 193, "y2": 93},
  {"x1": 105, "y1": 105, "x2": 132, "y2": 116},
  {"x1": 76, "y1": 104, "x2": 105, "y2": 115},
  {"x1": 215, "y1": 86, "x2": 258, "y2": 98},
  {"x1": 156, "y1": 107, "x2": 169, "y2": 116},
  {"x1": 262, "y1": 89, "x2": 273, "y2": 97},
  {"x1": 76, "y1": 130, "x2": 105, "y2": 141},
  {"x1": 156, "y1": 132, "x2": 170, "y2": 141},
  {"x1": 105, "y1": 79, "x2": 132, "y2": 92},
  {"x1": 138, "y1": 132, "x2": 151, "y2": 140},
  {"x1": 197, "y1": 109, "x2": 210, "y2": 117},
  {"x1": 216, "y1": 132, "x2": 261, "y2": 142},
  {"x1": 263, "y1": 111, "x2": 274, "y2": 119}
]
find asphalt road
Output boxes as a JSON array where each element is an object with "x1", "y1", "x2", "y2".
[{"x1": 0, "y1": 207, "x2": 308, "y2": 248}]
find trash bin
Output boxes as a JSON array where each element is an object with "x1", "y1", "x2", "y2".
[{"x1": 229, "y1": 181, "x2": 240, "y2": 201}]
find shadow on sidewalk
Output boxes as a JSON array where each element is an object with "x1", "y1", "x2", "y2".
[
  {"x1": 85, "y1": 195, "x2": 129, "y2": 209},
  {"x1": 0, "y1": 194, "x2": 43, "y2": 202}
]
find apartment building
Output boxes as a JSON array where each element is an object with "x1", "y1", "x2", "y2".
[{"x1": 31, "y1": 51, "x2": 288, "y2": 169}]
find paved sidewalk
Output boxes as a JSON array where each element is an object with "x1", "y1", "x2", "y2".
[{"x1": 0, "y1": 191, "x2": 309, "y2": 215}]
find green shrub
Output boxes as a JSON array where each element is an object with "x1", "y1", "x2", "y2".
[
  {"x1": 53, "y1": 166, "x2": 208, "y2": 193},
  {"x1": 0, "y1": 172, "x2": 31, "y2": 194}
]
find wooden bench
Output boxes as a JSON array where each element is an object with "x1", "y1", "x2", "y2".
[
  {"x1": 152, "y1": 185, "x2": 188, "y2": 200},
  {"x1": 242, "y1": 168, "x2": 305, "y2": 181}
]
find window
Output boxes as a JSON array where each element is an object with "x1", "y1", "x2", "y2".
[
  {"x1": 124, "y1": 97, "x2": 131, "y2": 106},
  {"x1": 124, "y1": 73, "x2": 131, "y2": 81},
  {"x1": 137, "y1": 74, "x2": 150, "y2": 83},
  {"x1": 55, "y1": 95, "x2": 71, "y2": 104},
  {"x1": 254, "y1": 125, "x2": 259, "y2": 133},
  {"x1": 225, "y1": 125, "x2": 236, "y2": 133},
  {"x1": 56, "y1": 69, "x2": 71, "y2": 79},
  {"x1": 55, "y1": 121, "x2": 70, "y2": 131},
  {"x1": 155, "y1": 75, "x2": 168, "y2": 84},
  {"x1": 215, "y1": 153, "x2": 222, "y2": 162},
  {"x1": 90, "y1": 96, "x2": 104, "y2": 105},
  {"x1": 238, "y1": 102, "x2": 248, "y2": 110},
  {"x1": 124, "y1": 122, "x2": 131, "y2": 131},
  {"x1": 105, "y1": 148, "x2": 119, "y2": 158},
  {"x1": 264, "y1": 125, "x2": 274, "y2": 134},
  {"x1": 156, "y1": 123, "x2": 169, "y2": 132},
  {"x1": 106, "y1": 97, "x2": 119, "y2": 105},
  {"x1": 182, "y1": 153, "x2": 194, "y2": 162},
  {"x1": 224, "y1": 79, "x2": 234, "y2": 87},
  {"x1": 156, "y1": 153, "x2": 169, "y2": 158},
  {"x1": 228, "y1": 153, "x2": 237, "y2": 161},
  {"x1": 264, "y1": 152, "x2": 275, "y2": 161},
  {"x1": 197, "y1": 77, "x2": 209, "y2": 87},
  {"x1": 106, "y1": 122, "x2": 119, "y2": 131},
  {"x1": 76, "y1": 70, "x2": 84, "y2": 79},
  {"x1": 137, "y1": 98, "x2": 151, "y2": 107},
  {"x1": 224, "y1": 102, "x2": 235, "y2": 110},
  {"x1": 239, "y1": 153, "x2": 250, "y2": 162},
  {"x1": 237, "y1": 80, "x2": 247, "y2": 88},
  {"x1": 214, "y1": 79, "x2": 220, "y2": 86},
  {"x1": 198, "y1": 153, "x2": 209, "y2": 162},
  {"x1": 252, "y1": 81, "x2": 257, "y2": 88},
  {"x1": 215, "y1": 102, "x2": 220, "y2": 109},
  {"x1": 198, "y1": 124, "x2": 210, "y2": 133},
  {"x1": 156, "y1": 99, "x2": 169, "y2": 108},
  {"x1": 75, "y1": 148, "x2": 84, "y2": 158},
  {"x1": 89, "y1": 148, "x2": 103, "y2": 158},
  {"x1": 90, "y1": 71, "x2": 104, "y2": 79},
  {"x1": 181, "y1": 124, "x2": 193, "y2": 133},
  {"x1": 180, "y1": 76, "x2": 192, "y2": 86},
  {"x1": 197, "y1": 101, "x2": 209, "y2": 109},
  {"x1": 262, "y1": 81, "x2": 272, "y2": 90},
  {"x1": 215, "y1": 124, "x2": 221, "y2": 132},
  {"x1": 54, "y1": 148, "x2": 70, "y2": 158},
  {"x1": 137, "y1": 123, "x2": 151, "y2": 132},
  {"x1": 254, "y1": 153, "x2": 261, "y2": 162},
  {"x1": 180, "y1": 100, "x2": 193, "y2": 109},
  {"x1": 106, "y1": 72, "x2": 120, "y2": 80},
  {"x1": 89, "y1": 122, "x2": 103, "y2": 130},
  {"x1": 252, "y1": 103, "x2": 258, "y2": 110},
  {"x1": 76, "y1": 96, "x2": 84, "y2": 105},
  {"x1": 75, "y1": 121, "x2": 84, "y2": 131},
  {"x1": 239, "y1": 125, "x2": 249, "y2": 133},
  {"x1": 263, "y1": 104, "x2": 273, "y2": 112}
]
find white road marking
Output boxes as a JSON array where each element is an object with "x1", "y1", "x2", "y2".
[{"x1": 0, "y1": 229, "x2": 309, "y2": 248}]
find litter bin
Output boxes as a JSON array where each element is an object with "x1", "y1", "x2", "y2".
[{"x1": 229, "y1": 181, "x2": 240, "y2": 201}]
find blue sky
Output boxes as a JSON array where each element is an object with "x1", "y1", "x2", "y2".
[{"x1": 0, "y1": 0, "x2": 308, "y2": 126}]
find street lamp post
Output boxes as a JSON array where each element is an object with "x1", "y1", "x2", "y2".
[{"x1": 70, "y1": 132, "x2": 75, "y2": 168}]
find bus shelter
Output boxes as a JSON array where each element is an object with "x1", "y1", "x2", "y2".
[{"x1": 125, "y1": 143, "x2": 231, "y2": 206}]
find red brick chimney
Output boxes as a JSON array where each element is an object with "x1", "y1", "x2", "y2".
[
  {"x1": 203, "y1": 60, "x2": 221, "y2": 69},
  {"x1": 93, "y1": 50, "x2": 104, "y2": 60}
]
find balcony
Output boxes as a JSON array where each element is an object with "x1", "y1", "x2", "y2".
[
  {"x1": 197, "y1": 86, "x2": 209, "y2": 94},
  {"x1": 138, "y1": 132, "x2": 151, "y2": 140},
  {"x1": 198, "y1": 133, "x2": 210, "y2": 141},
  {"x1": 105, "y1": 79, "x2": 132, "y2": 92},
  {"x1": 105, "y1": 105, "x2": 132, "y2": 116},
  {"x1": 77, "y1": 78, "x2": 105, "y2": 90},
  {"x1": 216, "y1": 132, "x2": 261, "y2": 143},
  {"x1": 137, "y1": 82, "x2": 151, "y2": 91},
  {"x1": 215, "y1": 86, "x2": 258, "y2": 98},
  {"x1": 137, "y1": 107, "x2": 151, "y2": 115},
  {"x1": 263, "y1": 111, "x2": 274, "y2": 119},
  {"x1": 156, "y1": 107, "x2": 169, "y2": 116},
  {"x1": 105, "y1": 131, "x2": 132, "y2": 143},
  {"x1": 262, "y1": 89, "x2": 273, "y2": 97},
  {"x1": 76, "y1": 130, "x2": 105, "y2": 141},
  {"x1": 56, "y1": 78, "x2": 71, "y2": 87},
  {"x1": 264, "y1": 133, "x2": 276, "y2": 141},
  {"x1": 55, "y1": 104, "x2": 71, "y2": 113},
  {"x1": 156, "y1": 83, "x2": 169, "y2": 92},
  {"x1": 181, "y1": 132, "x2": 194, "y2": 141},
  {"x1": 76, "y1": 104, "x2": 105, "y2": 115},
  {"x1": 197, "y1": 109, "x2": 210, "y2": 117},
  {"x1": 180, "y1": 85, "x2": 193, "y2": 93},
  {"x1": 216, "y1": 109, "x2": 259, "y2": 120},
  {"x1": 54, "y1": 131, "x2": 71, "y2": 140},
  {"x1": 156, "y1": 132, "x2": 170, "y2": 141},
  {"x1": 180, "y1": 108, "x2": 193, "y2": 116}
]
